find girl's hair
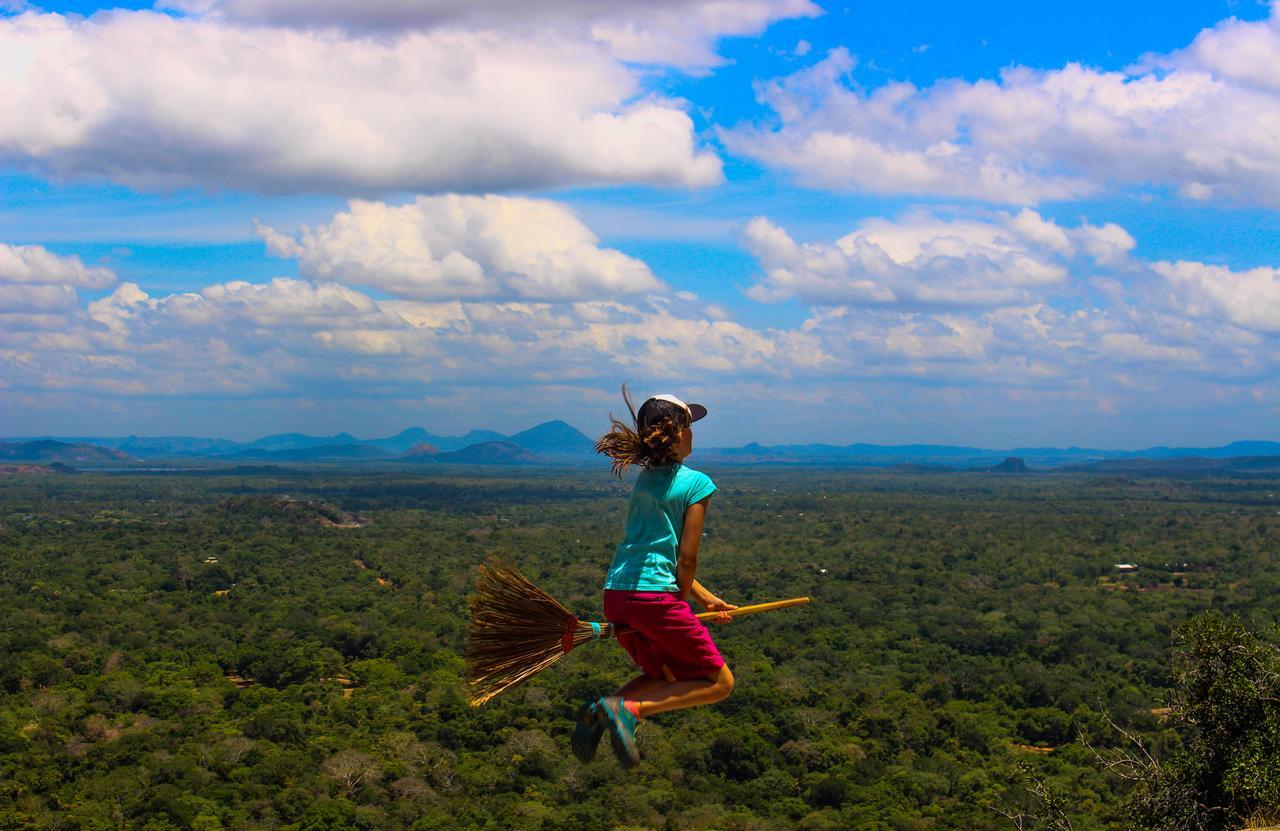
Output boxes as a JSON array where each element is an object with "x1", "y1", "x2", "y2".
[{"x1": 595, "y1": 385, "x2": 691, "y2": 477}]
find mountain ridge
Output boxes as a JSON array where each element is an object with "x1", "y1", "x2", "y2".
[{"x1": 4, "y1": 430, "x2": 1279, "y2": 470}]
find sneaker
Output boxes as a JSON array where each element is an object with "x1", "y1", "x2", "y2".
[
  {"x1": 571, "y1": 698, "x2": 604, "y2": 763},
  {"x1": 599, "y1": 696, "x2": 640, "y2": 768}
]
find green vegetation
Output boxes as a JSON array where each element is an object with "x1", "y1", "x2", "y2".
[
  {"x1": 1109, "y1": 614, "x2": 1280, "y2": 831},
  {"x1": 1, "y1": 468, "x2": 1278, "y2": 830}
]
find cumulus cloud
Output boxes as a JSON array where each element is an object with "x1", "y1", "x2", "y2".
[
  {"x1": 723, "y1": 6, "x2": 1280, "y2": 206},
  {"x1": 0, "y1": 10, "x2": 721, "y2": 193},
  {"x1": 1161, "y1": 3, "x2": 1280, "y2": 94},
  {"x1": 6, "y1": 196, "x2": 1279, "y2": 437},
  {"x1": 2, "y1": 269, "x2": 824, "y2": 402},
  {"x1": 257, "y1": 195, "x2": 664, "y2": 301},
  {"x1": 0, "y1": 283, "x2": 77, "y2": 313},
  {"x1": 1151, "y1": 260, "x2": 1280, "y2": 334},
  {"x1": 742, "y1": 209, "x2": 1134, "y2": 307},
  {"x1": 165, "y1": 0, "x2": 820, "y2": 72},
  {"x1": 793, "y1": 301, "x2": 1218, "y2": 394},
  {"x1": 0, "y1": 244, "x2": 116, "y2": 322},
  {"x1": 0, "y1": 244, "x2": 116, "y2": 289}
]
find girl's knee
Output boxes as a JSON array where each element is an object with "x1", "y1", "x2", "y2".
[{"x1": 713, "y1": 664, "x2": 734, "y2": 699}]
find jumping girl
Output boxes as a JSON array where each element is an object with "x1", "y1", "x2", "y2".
[{"x1": 572, "y1": 389, "x2": 737, "y2": 768}]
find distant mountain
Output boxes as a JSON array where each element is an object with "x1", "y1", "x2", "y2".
[
  {"x1": 363, "y1": 427, "x2": 436, "y2": 454},
  {"x1": 1119, "y1": 441, "x2": 1280, "y2": 460},
  {"x1": 228, "y1": 444, "x2": 391, "y2": 461},
  {"x1": 698, "y1": 442, "x2": 1280, "y2": 469},
  {"x1": 433, "y1": 441, "x2": 544, "y2": 465},
  {"x1": 508, "y1": 420, "x2": 595, "y2": 456},
  {"x1": 247, "y1": 432, "x2": 362, "y2": 452},
  {"x1": 431, "y1": 429, "x2": 508, "y2": 452},
  {"x1": 261, "y1": 426, "x2": 511, "y2": 454},
  {"x1": 982, "y1": 457, "x2": 1030, "y2": 473},
  {"x1": 6, "y1": 428, "x2": 1279, "y2": 470},
  {"x1": 401, "y1": 443, "x2": 440, "y2": 459},
  {"x1": 0, "y1": 463, "x2": 78, "y2": 476},
  {"x1": 0, "y1": 440, "x2": 131, "y2": 465},
  {"x1": 6, "y1": 435, "x2": 243, "y2": 458},
  {"x1": 699, "y1": 442, "x2": 1000, "y2": 466},
  {"x1": 1059, "y1": 456, "x2": 1280, "y2": 475}
]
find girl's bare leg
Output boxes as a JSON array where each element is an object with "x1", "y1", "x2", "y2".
[
  {"x1": 615, "y1": 673, "x2": 669, "y2": 699},
  {"x1": 631, "y1": 664, "x2": 734, "y2": 717}
]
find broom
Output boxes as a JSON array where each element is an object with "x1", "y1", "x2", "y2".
[{"x1": 466, "y1": 557, "x2": 810, "y2": 706}]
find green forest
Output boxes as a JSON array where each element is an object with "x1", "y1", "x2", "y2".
[{"x1": 1, "y1": 467, "x2": 1278, "y2": 830}]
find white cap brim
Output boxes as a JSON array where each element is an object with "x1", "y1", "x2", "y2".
[{"x1": 650, "y1": 393, "x2": 707, "y2": 422}]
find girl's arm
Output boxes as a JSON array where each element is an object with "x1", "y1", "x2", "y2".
[
  {"x1": 677, "y1": 499, "x2": 738, "y2": 621},
  {"x1": 675, "y1": 498, "x2": 709, "y2": 600},
  {"x1": 691, "y1": 580, "x2": 737, "y2": 623}
]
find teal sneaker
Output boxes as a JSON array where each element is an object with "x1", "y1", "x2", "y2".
[
  {"x1": 571, "y1": 698, "x2": 604, "y2": 763},
  {"x1": 599, "y1": 696, "x2": 640, "y2": 768}
]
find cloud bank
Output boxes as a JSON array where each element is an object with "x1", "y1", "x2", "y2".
[
  {"x1": 742, "y1": 209, "x2": 1134, "y2": 307},
  {"x1": 257, "y1": 195, "x2": 664, "y2": 301},
  {"x1": 0, "y1": 244, "x2": 115, "y2": 315},
  {"x1": 724, "y1": 7, "x2": 1280, "y2": 206},
  {"x1": 5, "y1": 198, "x2": 1280, "y2": 436},
  {"x1": 165, "y1": 0, "x2": 820, "y2": 72},
  {"x1": 0, "y1": 10, "x2": 722, "y2": 193}
]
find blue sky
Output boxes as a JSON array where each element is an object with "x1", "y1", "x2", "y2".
[{"x1": 3, "y1": 0, "x2": 1279, "y2": 447}]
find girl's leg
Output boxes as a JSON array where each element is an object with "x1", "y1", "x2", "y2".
[
  {"x1": 630, "y1": 664, "x2": 734, "y2": 718},
  {"x1": 615, "y1": 673, "x2": 669, "y2": 699}
]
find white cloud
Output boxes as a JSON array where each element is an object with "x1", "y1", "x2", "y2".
[
  {"x1": 791, "y1": 301, "x2": 1215, "y2": 391},
  {"x1": 0, "y1": 283, "x2": 77, "y2": 312},
  {"x1": 0, "y1": 10, "x2": 722, "y2": 193},
  {"x1": 0, "y1": 244, "x2": 116, "y2": 289},
  {"x1": 560, "y1": 304, "x2": 829, "y2": 375},
  {"x1": 162, "y1": 0, "x2": 820, "y2": 72},
  {"x1": 3, "y1": 199, "x2": 1277, "y2": 438},
  {"x1": 0, "y1": 244, "x2": 116, "y2": 328},
  {"x1": 2, "y1": 267, "x2": 824, "y2": 401},
  {"x1": 723, "y1": 7, "x2": 1280, "y2": 206},
  {"x1": 1151, "y1": 260, "x2": 1280, "y2": 333},
  {"x1": 258, "y1": 195, "x2": 664, "y2": 301},
  {"x1": 742, "y1": 209, "x2": 1133, "y2": 307},
  {"x1": 1163, "y1": 4, "x2": 1280, "y2": 94}
]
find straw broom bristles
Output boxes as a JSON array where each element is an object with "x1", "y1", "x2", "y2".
[{"x1": 466, "y1": 557, "x2": 609, "y2": 707}]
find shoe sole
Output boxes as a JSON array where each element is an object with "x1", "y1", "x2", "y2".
[
  {"x1": 600, "y1": 698, "x2": 640, "y2": 768},
  {"x1": 571, "y1": 702, "x2": 603, "y2": 763}
]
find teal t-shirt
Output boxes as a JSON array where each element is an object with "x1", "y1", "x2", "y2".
[{"x1": 604, "y1": 464, "x2": 717, "y2": 593}]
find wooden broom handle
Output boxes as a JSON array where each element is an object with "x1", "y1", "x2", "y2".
[
  {"x1": 605, "y1": 597, "x2": 809, "y2": 640},
  {"x1": 693, "y1": 597, "x2": 810, "y2": 620}
]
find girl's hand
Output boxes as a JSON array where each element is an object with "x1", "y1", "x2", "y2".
[{"x1": 703, "y1": 596, "x2": 738, "y2": 624}]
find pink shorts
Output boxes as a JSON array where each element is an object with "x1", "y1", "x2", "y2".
[{"x1": 603, "y1": 590, "x2": 725, "y2": 681}]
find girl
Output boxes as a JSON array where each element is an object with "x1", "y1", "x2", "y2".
[{"x1": 573, "y1": 388, "x2": 737, "y2": 768}]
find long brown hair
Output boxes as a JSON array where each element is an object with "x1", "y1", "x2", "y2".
[{"x1": 595, "y1": 385, "x2": 690, "y2": 477}]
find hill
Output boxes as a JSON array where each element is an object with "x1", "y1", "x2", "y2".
[
  {"x1": 1060, "y1": 455, "x2": 1280, "y2": 475},
  {"x1": 364, "y1": 428, "x2": 507, "y2": 454},
  {"x1": 507, "y1": 420, "x2": 595, "y2": 456},
  {"x1": 218, "y1": 495, "x2": 370, "y2": 528},
  {"x1": 245, "y1": 432, "x2": 362, "y2": 452},
  {"x1": 433, "y1": 441, "x2": 544, "y2": 465},
  {"x1": 9, "y1": 427, "x2": 1280, "y2": 471},
  {"x1": 228, "y1": 444, "x2": 392, "y2": 462},
  {"x1": 982, "y1": 457, "x2": 1030, "y2": 473},
  {"x1": 0, "y1": 440, "x2": 131, "y2": 465},
  {"x1": 400, "y1": 443, "x2": 440, "y2": 459},
  {"x1": 0, "y1": 463, "x2": 78, "y2": 476}
]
